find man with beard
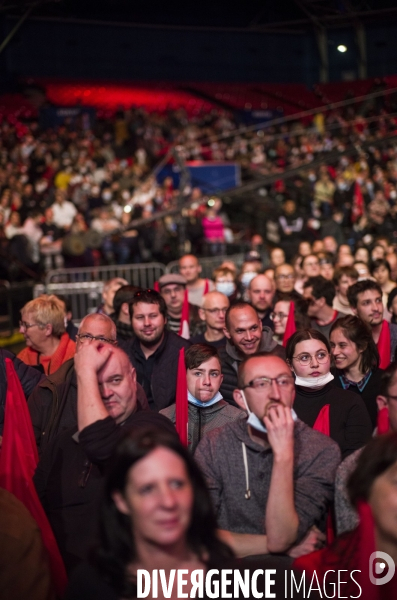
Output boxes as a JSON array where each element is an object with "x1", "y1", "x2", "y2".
[
  {"x1": 348, "y1": 280, "x2": 397, "y2": 367},
  {"x1": 120, "y1": 289, "x2": 190, "y2": 411},
  {"x1": 247, "y1": 274, "x2": 275, "y2": 330}
]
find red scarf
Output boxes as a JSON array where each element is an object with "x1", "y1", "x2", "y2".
[
  {"x1": 377, "y1": 320, "x2": 391, "y2": 369},
  {"x1": 282, "y1": 301, "x2": 296, "y2": 347},
  {"x1": 312, "y1": 404, "x2": 330, "y2": 437},
  {"x1": 0, "y1": 359, "x2": 67, "y2": 595},
  {"x1": 17, "y1": 332, "x2": 76, "y2": 375},
  {"x1": 175, "y1": 348, "x2": 188, "y2": 447},
  {"x1": 377, "y1": 406, "x2": 390, "y2": 434},
  {"x1": 178, "y1": 290, "x2": 190, "y2": 339},
  {"x1": 203, "y1": 279, "x2": 209, "y2": 295}
]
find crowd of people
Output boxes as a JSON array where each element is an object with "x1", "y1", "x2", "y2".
[
  {"x1": 1, "y1": 236, "x2": 397, "y2": 598},
  {"x1": 1, "y1": 88, "x2": 397, "y2": 281}
]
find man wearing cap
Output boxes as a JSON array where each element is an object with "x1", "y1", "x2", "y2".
[
  {"x1": 158, "y1": 273, "x2": 202, "y2": 338},
  {"x1": 178, "y1": 254, "x2": 215, "y2": 307}
]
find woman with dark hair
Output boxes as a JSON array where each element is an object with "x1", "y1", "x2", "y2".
[
  {"x1": 330, "y1": 315, "x2": 382, "y2": 429},
  {"x1": 294, "y1": 433, "x2": 397, "y2": 598},
  {"x1": 370, "y1": 258, "x2": 396, "y2": 296},
  {"x1": 65, "y1": 427, "x2": 234, "y2": 599},
  {"x1": 286, "y1": 329, "x2": 372, "y2": 458}
]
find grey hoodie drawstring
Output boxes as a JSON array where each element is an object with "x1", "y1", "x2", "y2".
[{"x1": 242, "y1": 442, "x2": 251, "y2": 499}]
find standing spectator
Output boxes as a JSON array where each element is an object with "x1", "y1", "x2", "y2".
[
  {"x1": 202, "y1": 203, "x2": 225, "y2": 256},
  {"x1": 314, "y1": 172, "x2": 335, "y2": 218},
  {"x1": 278, "y1": 199, "x2": 304, "y2": 260}
]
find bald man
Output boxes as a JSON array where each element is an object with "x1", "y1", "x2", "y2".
[
  {"x1": 247, "y1": 274, "x2": 275, "y2": 330},
  {"x1": 191, "y1": 291, "x2": 230, "y2": 348},
  {"x1": 179, "y1": 254, "x2": 215, "y2": 307}
]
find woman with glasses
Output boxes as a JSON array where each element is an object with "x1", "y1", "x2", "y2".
[
  {"x1": 271, "y1": 296, "x2": 311, "y2": 345},
  {"x1": 286, "y1": 329, "x2": 372, "y2": 458},
  {"x1": 330, "y1": 315, "x2": 382, "y2": 430},
  {"x1": 17, "y1": 295, "x2": 76, "y2": 375}
]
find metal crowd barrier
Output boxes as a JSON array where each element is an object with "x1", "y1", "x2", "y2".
[
  {"x1": 34, "y1": 282, "x2": 105, "y2": 322},
  {"x1": 166, "y1": 253, "x2": 245, "y2": 279},
  {"x1": 45, "y1": 262, "x2": 166, "y2": 288}
]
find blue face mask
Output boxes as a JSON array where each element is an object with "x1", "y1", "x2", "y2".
[
  {"x1": 239, "y1": 390, "x2": 297, "y2": 434},
  {"x1": 187, "y1": 390, "x2": 223, "y2": 408},
  {"x1": 215, "y1": 281, "x2": 235, "y2": 297}
]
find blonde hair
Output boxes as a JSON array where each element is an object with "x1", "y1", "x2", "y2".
[{"x1": 21, "y1": 294, "x2": 66, "y2": 337}]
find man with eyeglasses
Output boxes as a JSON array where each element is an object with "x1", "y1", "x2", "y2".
[
  {"x1": 274, "y1": 264, "x2": 299, "y2": 298},
  {"x1": 190, "y1": 291, "x2": 229, "y2": 348},
  {"x1": 28, "y1": 313, "x2": 148, "y2": 455},
  {"x1": 195, "y1": 353, "x2": 340, "y2": 559}
]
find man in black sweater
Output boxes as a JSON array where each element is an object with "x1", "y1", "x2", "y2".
[{"x1": 120, "y1": 289, "x2": 190, "y2": 411}]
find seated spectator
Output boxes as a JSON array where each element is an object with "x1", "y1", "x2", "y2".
[
  {"x1": 295, "y1": 254, "x2": 320, "y2": 294},
  {"x1": 274, "y1": 263, "x2": 298, "y2": 298},
  {"x1": 239, "y1": 261, "x2": 262, "y2": 293},
  {"x1": 271, "y1": 296, "x2": 310, "y2": 345},
  {"x1": 303, "y1": 276, "x2": 346, "y2": 339},
  {"x1": 55, "y1": 294, "x2": 78, "y2": 341},
  {"x1": 111, "y1": 284, "x2": 141, "y2": 342},
  {"x1": 219, "y1": 302, "x2": 285, "y2": 405},
  {"x1": 27, "y1": 313, "x2": 126, "y2": 455},
  {"x1": 355, "y1": 246, "x2": 369, "y2": 264},
  {"x1": 247, "y1": 274, "x2": 275, "y2": 330},
  {"x1": 348, "y1": 279, "x2": 397, "y2": 367},
  {"x1": 330, "y1": 315, "x2": 382, "y2": 429},
  {"x1": 317, "y1": 252, "x2": 335, "y2": 281},
  {"x1": 354, "y1": 260, "x2": 371, "y2": 280},
  {"x1": 160, "y1": 344, "x2": 243, "y2": 453},
  {"x1": 158, "y1": 273, "x2": 201, "y2": 337},
  {"x1": 121, "y1": 289, "x2": 190, "y2": 411},
  {"x1": 332, "y1": 266, "x2": 358, "y2": 315},
  {"x1": 387, "y1": 287, "x2": 397, "y2": 324},
  {"x1": 269, "y1": 246, "x2": 286, "y2": 269},
  {"x1": 179, "y1": 254, "x2": 215, "y2": 307},
  {"x1": 191, "y1": 290, "x2": 229, "y2": 348},
  {"x1": 213, "y1": 266, "x2": 240, "y2": 302},
  {"x1": 336, "y1": 244, "x2": 355, "y2": 267},
  {"x1": 294, "y1": 433, "x2": 397, "y2": 599},
  {"x1": 334, "y1": 362, "x2": 397, "y2": 535},
  {"x1": 18, "y1": 295, "x2": 76, "y2": 375},
  {"x1": 195, "y1": 353, "x2": 340, "y2": 558},
  {"x1": 0, "y1": 488, "x2": 55, "y2": 600},
  {"x1": 298, "y1": 241, "x2": 311, "y2": 257},
  {"x1": 33, "y1": 343, "x2": 159, "y2": 573},
  {"x1": 370, "y1": 259, "x2": 397, "y2": 313},
  {"x1": 50, "y1": 189, "x2": 77, "y2": 231},
  {"x1": 97, "y1": 277, "x2": 128, "y2": 316},
  {"x1": 286, "y1": 329, "x2": 372, "y2": 458}
]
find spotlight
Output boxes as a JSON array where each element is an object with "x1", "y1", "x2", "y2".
[
  {"x1": 337, "y1": 45, "x2": 347, "y2": 53},
  {"x1": 124, "y1": 205, "x2": 132, "y2": 213}
]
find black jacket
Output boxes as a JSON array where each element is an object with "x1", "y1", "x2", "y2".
[
  {"x1": 28, "y1": 358, "x2": 148, "y2": 456},
  {"x1": 120, "y1": 329, "x2": 190, "y2": 411},
  {"x1": 218, "y1": 329, "x2": 286, "y2": 407},
  {"x1": 331, "y1": 367, "x2": 383, "y2": 430},
  {"x1": 0, "y1": 349, "x2": 43, "y2": 435}
]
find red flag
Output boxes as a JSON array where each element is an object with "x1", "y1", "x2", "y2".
[
  {"x1": 377, "y1": 320, "x2": 391, "y2": 369},
  {"x1": 282, "y1": 301, "x2": 296, "y2": 347},
  {"x1": 203, "y1": 279, "x2": 209, "y2": 295},
  {"x1": 178, "y1": 289, "x2": 190, "y2": 339},
  {"x1": 175, "y1": 348, "x2": 188, "y2": 446},
  {"x1": 0, "y1": 359, "x2": 67, "y2": 596},
  {"x1": 352, "y1": 180, "x2": 364, "y2": 224},
  {"x1": 153, "y1": 281, "x2": 160, "y2": 292},
  {"x1": 377, "y1": 406, "x2": 390, "y2": 434},
  {"x1": 312, "y1": 404, "x2": 330, "y2": 437}
]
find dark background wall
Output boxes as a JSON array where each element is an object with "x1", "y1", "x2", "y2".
[{"x1": 1, "y1": 16, "x2": 396, "y2": 86}]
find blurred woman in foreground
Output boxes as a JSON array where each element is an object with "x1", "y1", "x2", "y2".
[
  {"x1": 294, "y1": 433, "x2": 397, "y2": 599},
  {"x1": 65, "y1": 428, "x2": 233, "y2": 599}
]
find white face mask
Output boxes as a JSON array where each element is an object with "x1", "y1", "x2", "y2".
[
  {"x1": 215, "y1": 281, "x2": 235, "y2": 297},
  {"x1": 239, "y1": 390, "x2": 297, "y2": 434},
  {"x1": 294, "y1": 372, "x2": 334, "y2": 389},
  {"x1": 241, "y1": 272, "x2": 257, "y2": 288}
]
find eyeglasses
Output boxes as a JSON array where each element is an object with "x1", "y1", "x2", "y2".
[
  {"x1": 242, "y1": 375, "x2": 294, "y2": 390},
  {"x1": 275, "y1": 274, "x2": 295, "y2": 280},
  {"x1": 19, "y1": 320, "x2": 43, "y2": 331},
  {"x1": 202, "y1": 307, "x2": 228, "y2": 314},
  {"x1": 292, "y1": 351, "x2": 329, "y2": 365},
  {"x1": 76, "y1": 333, "x2": 117, "y2": 345},
  {"x1": 270, "y1": 312, "x2": 289, "y2": 321}
]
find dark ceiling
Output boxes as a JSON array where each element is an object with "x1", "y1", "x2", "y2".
[{"x1": 2, "y1": 0, "x2": 397, "y2": 31}]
